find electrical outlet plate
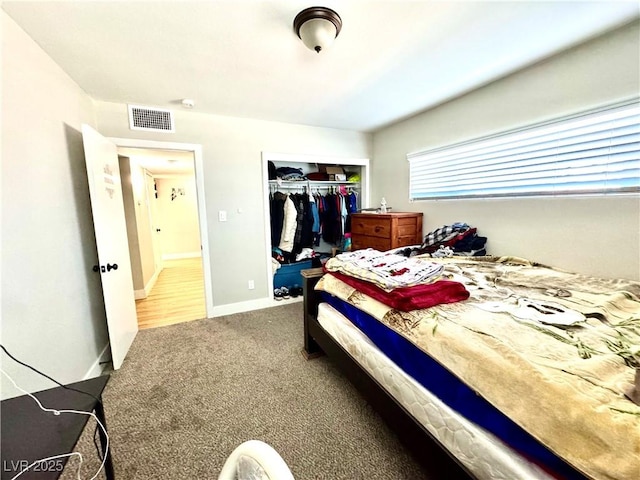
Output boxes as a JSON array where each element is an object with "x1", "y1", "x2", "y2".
[{"x1": 248, "y1": 280, "x2": 255, "y2": 290}]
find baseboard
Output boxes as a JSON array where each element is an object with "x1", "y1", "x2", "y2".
[
  {"x1": 211, "y1": 296, "x2": 302, "y2": 317},
  {"x1": 162, "y1": 252, "x2": 202, "y2": 260},
  {"x1": 144, "y1": 266, "x2": 162, "y2": 296},
  {"x1": 134, "y1": 265, "x2": 162, "y2": 299},
  {"x1": 84, "y1": 343, "x2": 111, "y2": 379}
]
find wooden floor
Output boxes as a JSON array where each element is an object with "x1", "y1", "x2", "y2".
[{"x1": 135, "y1": 258, "x2": 206, "y2": 330}]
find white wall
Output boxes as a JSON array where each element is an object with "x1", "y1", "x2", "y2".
[
  {"x1": 155, "y1": 175, "x2": 201, "y2": 258},
  {"x1": 143, "y1": 171, "x2": 161, "y2": 283},
  {"x1": 1, "y1": 12, "x2": 108, "y2": 399},
  {"x1": 118, "y1": 156, "x2": 157, "y2": 293},
  {"x1": 119, "y1": 156, "x2": 145, "y2": 290},
  {"x1": 372, "y1": 20, "x2": 640, "y2": 280},
  {"x1": 95, "y1": 102, "x2": 372, "y2": 306},
  {"x1": 131, "y1": 163, "x2": 156, "y2": 288}
]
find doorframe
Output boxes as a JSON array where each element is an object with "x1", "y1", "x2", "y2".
[
  {"x1": 261, "y1": 152, "x2": 370, "y2": 301},
  {"x1": 110, "y1": 137, "x2": 214, "y2": 318}
]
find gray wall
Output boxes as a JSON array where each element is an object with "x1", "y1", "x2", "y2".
[
  {"x1": 1, "y1": 12, "x2": 108, "y2": 399},
  {"x1": 94, "y1": 102, "x2": 373, "y2": 306},
  {"x1": 372, "y1": 20, "x2": 640, "y2": 280}
]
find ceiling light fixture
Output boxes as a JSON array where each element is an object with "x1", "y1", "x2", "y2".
[{"x1": 293, "y1": 6, "x2": 342, "y2": 53}]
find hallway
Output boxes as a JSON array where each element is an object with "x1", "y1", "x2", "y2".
[{"x1": 135, "y1": 258, "x2": 206, "y2": 329}]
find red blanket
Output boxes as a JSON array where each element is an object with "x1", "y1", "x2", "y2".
[{"x1": 327, "y1": 271, "x2": 469, "y2": 311}]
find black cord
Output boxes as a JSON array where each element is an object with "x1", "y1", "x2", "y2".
[
  {"x1": 0, "y1": 344, "x2": 103, "y2": 405},
  {"x1": 1, "y1": 343, "x2": 108, "y2": 470}
]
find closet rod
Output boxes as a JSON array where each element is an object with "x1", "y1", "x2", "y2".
[
  {"x1": 269, "y1": 180, "x2": 359, "y2": 185},
  {"x1": 270, "y1": 182, "x2": 359, "y2": 188},
  {"x1": 271, "y1": 185, "x2": 359, "y2": 192}
]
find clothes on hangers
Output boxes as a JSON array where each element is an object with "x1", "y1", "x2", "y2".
[{"x1": 270, "y1": 185, "x2": 359, "y2": 261}]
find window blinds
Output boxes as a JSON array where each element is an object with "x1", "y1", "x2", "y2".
[{"x1": 407, "y1": 101, "x2": 640, "y2": 200}]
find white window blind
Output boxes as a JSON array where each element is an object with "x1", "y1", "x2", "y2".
[{"x1": 408, "y1": 101, "x2": 640, "y2": 200}]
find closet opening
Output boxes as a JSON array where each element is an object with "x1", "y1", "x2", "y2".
[{"x1": 262, "y1": 152, "x2": 370, "y2": 303}]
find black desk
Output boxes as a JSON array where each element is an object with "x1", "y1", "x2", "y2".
[{"x1": 1, "y1": 375, "x2": 114, "y2": 480}]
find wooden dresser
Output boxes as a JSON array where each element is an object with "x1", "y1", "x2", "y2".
[{"x1": 350, "y1": 212, "x2": 423, "y2": 251}]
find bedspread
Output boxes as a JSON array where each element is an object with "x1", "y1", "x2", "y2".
[{"x1": 316, "y1": 256, "x2": 640, "y2": 480}]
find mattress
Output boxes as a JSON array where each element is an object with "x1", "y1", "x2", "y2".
[
  {"x1": 315, "y1": 256, "x2": 640, "y2": 480},
  {"x1": 317, "y1": 301, "x2": 555, "y2": 480}
]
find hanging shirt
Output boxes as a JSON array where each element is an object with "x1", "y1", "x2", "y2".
[
  {"x1": 340, "y1": 194, "x2": 348, "y2": 240},
  {"x1": 310, "y1": 200, "x2": 320, "y2": 233},
  {"x1": 270, "y1": 191, "x2": 287, "y2": 247},
  {"x1": 278, "y1": 195, "x2": 298, "y2": 253},
  {"x1": 348, "y1": 191, "x2": 358, "y2": 213}
]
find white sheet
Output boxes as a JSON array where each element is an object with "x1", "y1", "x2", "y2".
[{"x1": 317, "y1": 302, "x2": 555, "y2": 480}]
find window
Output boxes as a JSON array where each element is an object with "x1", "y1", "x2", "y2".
[{"x1": 407, "y1": 101, "x2": 640, "y2": 200}]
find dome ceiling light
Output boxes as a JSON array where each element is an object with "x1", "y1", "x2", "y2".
[{"x1": 293, "y1": 6, "x2": 342, "y2": 53}]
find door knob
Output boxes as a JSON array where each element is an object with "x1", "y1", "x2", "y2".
[{"x1": 93, "y1": 264, "x2": 118, "y2": 272}]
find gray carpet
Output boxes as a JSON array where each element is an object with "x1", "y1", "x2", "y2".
[{"x1": 63, "y1": 303, "x2": 431, "y2": 479}]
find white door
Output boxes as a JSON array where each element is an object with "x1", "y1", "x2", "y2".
[{"x1": 82, "y1": 124, "x2": 138, "y2": 369}]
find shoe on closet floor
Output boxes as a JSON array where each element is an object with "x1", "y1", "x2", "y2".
[
  {"x1": 274, "y1": 288, "x2": 284, "y2": 301},
  {"x1": 280, "y1": 287, "x2": 290, "y2": 299}
]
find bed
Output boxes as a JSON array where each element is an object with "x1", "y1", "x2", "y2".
[{"x1": 301, "y1": 252, "x2": 640, "y2": 480}]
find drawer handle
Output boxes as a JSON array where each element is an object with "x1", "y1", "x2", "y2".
[{"x1": 374, "y1": 226, "x2": 383, "y2": 233}]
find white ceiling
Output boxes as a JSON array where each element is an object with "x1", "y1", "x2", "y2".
[{"x1": 3, "y1": 1, "x2": 639, "y2": 132}]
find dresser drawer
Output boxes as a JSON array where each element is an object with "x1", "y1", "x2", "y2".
[
  {"x1": 352, "y1": 235, "x2": 391, "y2": 251},
  {"x1": 351, "y1": 216, "x2": 391, "y2": 238},
  {"x1": 397, "y1": 218, "x2": 420, "y2": 237}
]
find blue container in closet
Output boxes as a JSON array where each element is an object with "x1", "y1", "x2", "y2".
[{"x1": 273, "y1": 260, "x2": 313, "y2": 289}]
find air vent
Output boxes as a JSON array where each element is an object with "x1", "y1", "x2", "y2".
[{"x1": 128, "y1": 104, "x2": 175, "y2": 133}]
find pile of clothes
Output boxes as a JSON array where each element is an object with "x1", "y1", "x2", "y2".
[
  {"x1": 420, "y1": 222, "x2": 487, "y2": 256},
  {"x1": 323, "y1": 249, "x2": 470, "y2": 311},
  {"x1": 273, "y1": 166, "x2": 306, "y2": 181},
  {"x1": 396, "y1": 222, "x2": 487, "y2": 258}
]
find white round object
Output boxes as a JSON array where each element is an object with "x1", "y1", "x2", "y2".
[{"x1": 299, "y1": 18, "x2": 337, "y2": 52}]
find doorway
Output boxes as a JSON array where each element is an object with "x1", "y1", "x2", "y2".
[{"x1": 113, "y1": 139, "x2": 213, "y2": 329}]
